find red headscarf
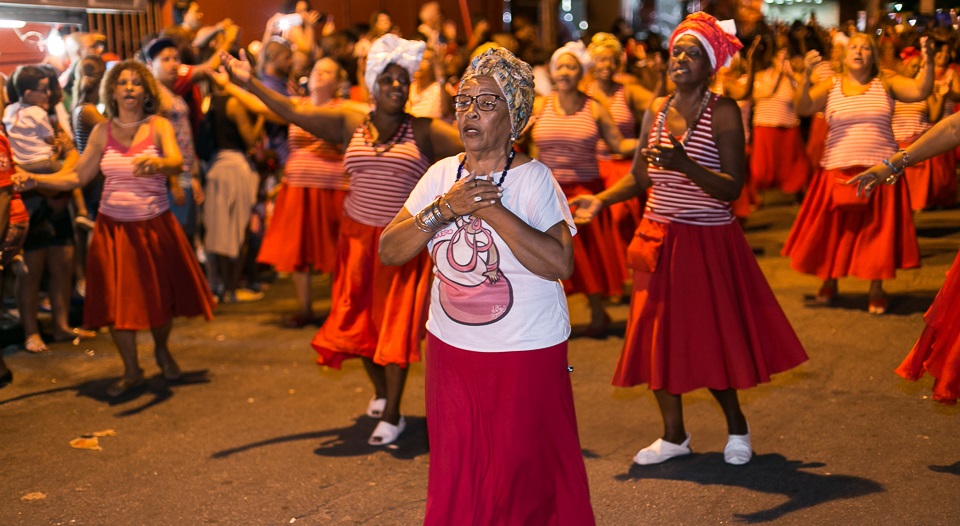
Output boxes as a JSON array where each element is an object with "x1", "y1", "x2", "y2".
[
  {"x1": 899, "y1": 46, "x2": 920, "y2": 62},
  {"x1": 669, "y1": 12, "x2": 743, "y2": 73}
]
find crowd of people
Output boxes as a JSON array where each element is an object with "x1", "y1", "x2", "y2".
[{"x1": 1, "y1": 0, "x2": 960, "y2": 522}]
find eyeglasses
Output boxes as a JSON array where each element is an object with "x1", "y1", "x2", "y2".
[{"x1": 453, "y1": 94, "x2": 505, "y2": 112}]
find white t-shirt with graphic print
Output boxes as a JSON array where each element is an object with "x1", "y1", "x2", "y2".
[{"x1": 404, "y1": 155, "x2": 576, "y2": 353}]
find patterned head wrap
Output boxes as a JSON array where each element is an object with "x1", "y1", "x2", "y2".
[
  {"x1": 460, "y1": 47, "x2": 535, "y2": 141},
  {"x1": 549, "y1": 40, "x2": 593, "y2": 74},
  {"x1": 364, "y1": 34, "x2": 426, "y2": 96},
  {"x1": 587, "y1": 32, "x2": 623, "y2": 60},
  {"x1": 669, "y1": 12, "x2": 742, "y2": 73}
]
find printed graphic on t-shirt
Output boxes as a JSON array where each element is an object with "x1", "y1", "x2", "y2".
[{"x1": 431, "y1": 216, "x2": 513, "y2": 326}]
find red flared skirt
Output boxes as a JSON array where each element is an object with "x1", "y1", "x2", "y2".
[
  {"x1": 599, "y1": 158, "x2": 645, "y2": 281},
  {"x1": 424, "y1": 334, "x2": 595, "y2": 525},
  {"x1": 731, "y1": 143, "x2": 756, "y2": 219},
  {"x1": 782, "y1": 166, "x2": 920, "y2": 281},
  {"x1": 257, "y1": 185, "x2": 345, "y2": 273},
  {"x1": 310, "y1": 215, "x2": 431, "y2": 368},
  {"x1": 900, "y1": 140, "x2": 957, "y2": 211},
  {"x1": 806, "y1": 113, "x2": 828, "y2": 169},
  {"x1": 751, "y1": 126, "x2": 811, "y2": 194},
  {"x1": 895, "y1": 250, "x2": 960, "y2": 404},
  {"x1": 560, "y1": 181, "x2": 624, "y2": 297},
  {"x1": 613, "y1": 219, "x2": 808, "y2": 392},
  {"x1": 84, "y1": 211, "x2": 215, "y2": 331}
]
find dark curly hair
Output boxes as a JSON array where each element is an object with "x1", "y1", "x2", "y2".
[
  {"x1": 72, "y1": 56, "x2": 106, "y2": 111},
  {"x1": 100, "y1": 60, "x2": 161, "y2": 119}
]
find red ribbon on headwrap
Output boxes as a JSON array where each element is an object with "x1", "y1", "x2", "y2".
[
  {"x1": 899, "y1": 46, "x2": 920, "y2": 61},
  {"x1": 669, "y1": 12, "x2": 743, "y2": 73}
]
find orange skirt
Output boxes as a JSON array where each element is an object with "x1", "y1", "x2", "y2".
[
  {"x1": 613, "y1": 219, "x2": 808, "y2": 392},
  {"x1": 598, "y1": 158, "x2": 645, "y2": 282},
  {"x1": 782, "y1": 166, "x2": 920, "y2": 281},
  {"x1": 257, "y1": 185, "x2": 345, "y2": 273},
  {"x1": 311, "y1": 215, "x2": 431, "y2": 368},
  {"x1": 900, "y1": 140, "x2": 957, "y2": 211},
  {"x1": 560, "y1": 181, "x2": 624, "y2": 297},
  {"x1": 896, "y1": 249, "x2": 960, "y2": 404},
  {"x1": 84, "y1": 211, "x2": 215, "y2": 331},
  {"x1": 751, "y1": 126, "x2": 811, "y2": 194}
]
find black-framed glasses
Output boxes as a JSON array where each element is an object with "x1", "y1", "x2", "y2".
[{"x1": 453, "y1": 94, "x2": 505, "y2": 112}]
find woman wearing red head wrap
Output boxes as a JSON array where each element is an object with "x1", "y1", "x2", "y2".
[
  {"x1": 571, "y1": 13, "x2": 808, "y2": 466},
  {"x1": 785, "y1": 34, "x2": 935, "y2": 314}
]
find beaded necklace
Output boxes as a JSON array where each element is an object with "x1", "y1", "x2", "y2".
[
  {"x1": 655, "y1": 89, "x2": 713, "y2": 147},
  {"x1": 455, "y1": 149, "x2": 516, "y2": 187},
  {"x1": 112, "y1": 116, "x2": 151, "y2": 128},
  {"x1": 362, "y1": 113, "x2": 411, "y2": 155}
]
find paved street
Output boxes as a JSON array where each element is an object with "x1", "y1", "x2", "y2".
[{"x1": 2, "y1": 193, "x2": 959, "y2": 525}]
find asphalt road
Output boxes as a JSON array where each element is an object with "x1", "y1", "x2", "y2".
[{"x1": 2, "y1": 192, "x2": 959, "y2": 525}]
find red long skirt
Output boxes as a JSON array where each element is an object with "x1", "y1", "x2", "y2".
[
  {"x1": 895, "y1": 250, "x2": 960, "y2": 404},
  {"x1": 311, "y1": 216, "x2": 431, "y2": 368},
  {"x1": 900, "y1": 140, "x2": 957, "y2": 211},
  {"x1": 257, "y1": 185, "x2": 345, "y2": 273},
  {"x1": 598, "y1": 158, "x2": 645, "y2": 281},
  {"x1": 751, "y1": 126, "x2": 811, "y2": 194},
  {"x1": 84, "y1": 211, "x2": 214, "y2": 331},
  {"x1": 782, "y1": 166, "x2": 920, "y2": 281},
  {"x1": 613, "y1": 219, "x2": 808, "y2": 392},
  {"x1": 560, "y1": 181, "x2": 624, "y2": 297},
  {"x1": 731, "y1": 143, "x2": 756, "y2": 219},
  {"x1": 424, "y1": 335, "x2": 595, "y2": 525}
]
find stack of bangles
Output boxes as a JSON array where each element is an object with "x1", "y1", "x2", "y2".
[
  {"x1": 414, "y1": 196, "x2": 458, "y2": 233},
  {"x1": 880, "y1": 148, "x2": 910, "y2": 185}
]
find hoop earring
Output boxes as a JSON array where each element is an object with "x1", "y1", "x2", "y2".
[{"x1": 143, "y1": 95, "x2": 155, "y2": 113}]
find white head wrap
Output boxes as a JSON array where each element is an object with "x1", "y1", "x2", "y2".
[
  {"x1": 363, "y1": 34, "x2": 426, "y2": 96},
  {"x1": 549, "y1": 40, "x2": 593, "y2": 74}
]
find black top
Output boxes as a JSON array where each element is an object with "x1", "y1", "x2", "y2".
[{"x1": 210, "y1": 92, "x2": 246, "y2": 152}]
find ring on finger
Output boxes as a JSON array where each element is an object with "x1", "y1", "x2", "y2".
[{"x1": 473, "y1": 195, "x2": 483, "y2": 202}]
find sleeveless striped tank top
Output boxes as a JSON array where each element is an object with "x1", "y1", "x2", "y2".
[
  {"x1": 342, "y1": 114, "x2": 431, "y2": 227},
  {"x1": 587, "y1": 83, "x2": 637, "y2": 161},
  {"x1": 99, "y1": 118, "x2": 170, "y2": 221},
  {"x1": 285, "y1": 98, "x2": 349, "y2": 190},
  {"x1": 891, "y1": 100, "x2": 930, "y2": 142},
  {"x1": 531, "y1": 95, "x2": 601, "y2": 184},
  {"x1": 935, "y1": 68, "x2": 955, "y2": 116},
  {"x1": 645, "y1": 94, "x2": 734, "y2": 226},
  {"x1": 821, "y1": 77, "x2": 897, "y2": 170},
  {"x1": 753, "y1": 74, "x2": 800, "y2": 128}
]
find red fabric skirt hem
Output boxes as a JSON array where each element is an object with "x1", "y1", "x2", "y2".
[
  {"x1": 782, "y1": 166, "x2": 920, "y2": 281},
  {"x1": 900, "y1": 139, "x2": 957, "y2": 211},
  {"x1": 560, "y1": 181, "x2": 624, "y2": 297},
  {"x1": 310, "y1": 215, "x2": 430, "y2": 368},
  {"x1": 257, "y1": 185, "x2": 345, "y2": 273},
  {"x1": 895, "y1": 250, "x2": 960, "y2": 404},
  {"x1": 84, "y1": 211, "x2": 214, "y2": 331},
  {"x1": 613, "y1": 219, "x2": 808, "y2": 392},
  {"x1": 751, "y1": 126, "x2": 811, "y2": 193},
  {"x1": 424, "y1": 334, "x2": 595, "y2": 526}
]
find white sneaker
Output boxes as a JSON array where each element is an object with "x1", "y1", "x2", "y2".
[
  {"x1": 633, "y1": 433, "x2": 692, "y2": 465},
  {"x1": 724, "y1": 431, "x2": 752, "y2": 465}
]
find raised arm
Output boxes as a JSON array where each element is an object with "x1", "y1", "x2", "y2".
[
  {"x1": 226, "y1": 97, "x2": 265, "y2": 150},
  {"x1": 226, "y1": 51, "x2": 357, "y2": 145},
  {"x1": 795, "y1": 50, "x2": 833, "y2": 116},
  {"x1": 887, "y1": 38, "x2": 935, "y2": 103}
]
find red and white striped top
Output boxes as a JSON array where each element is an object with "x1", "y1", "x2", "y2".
[
  {"x1": 285, "y1": 98, "x2": 349, "y2": 190},
  {"x1": 891, "y1": 100, "x2": 930, "y2": 142},
  {"x1": 531, "y1": 95, "x2": 601, "y2": 184},
  {"x1": 99, "y1": 118, "x2": 170, "y2": 222},
  {"x1": 587, "y1": 83, "x2": 636, "y2": 161},
  {"x1": 342, "y1": 115, "x2": 431, "y2": 227},
  {"x1": 645, "y1": 95, "x2": 734, "y2": 226},
  {"x1": 753, "y1": 74, "x2": 800, "y2": 128},
  {"x1": 821, "y1": 78, "x2": 897, "y2": 170},
  {"x1": 935, "y1": 68, "x2": 955, "y2": 117}
]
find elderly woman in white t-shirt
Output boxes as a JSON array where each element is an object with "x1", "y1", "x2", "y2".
[{"x1": 380, "y1": 48, "x2": 595, "y2": 525}]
